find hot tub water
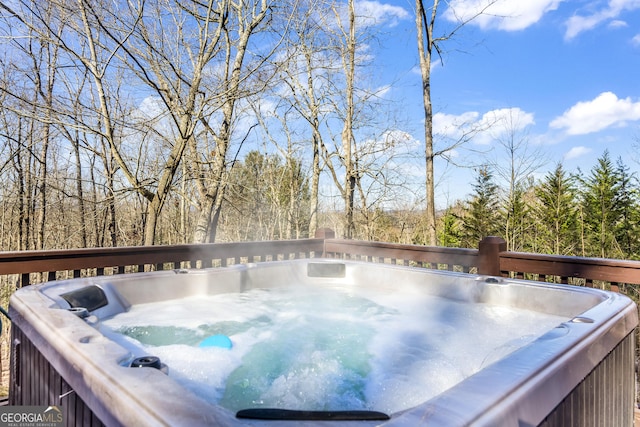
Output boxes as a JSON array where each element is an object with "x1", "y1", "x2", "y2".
[{"x1": 99, "y1": 285, "x2": 567, "y2": 415}]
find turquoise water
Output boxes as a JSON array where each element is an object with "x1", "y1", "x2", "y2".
[
  {"x1": 117, "y1": 316, "x2": 271, "y2": 347},
  {"x1": 100, "y1": 285, "x2": 567, "y2": 414}
]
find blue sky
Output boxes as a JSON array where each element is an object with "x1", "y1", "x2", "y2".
[{"x1": 353, "y1": 0, "x2": 640, "y2": 207}]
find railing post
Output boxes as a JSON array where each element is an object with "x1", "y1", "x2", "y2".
[
  {"x1": 478, "y1": 236, "x2": 507, "y2": 276},
  {"x1": 315, "y1": 228, "x2": 335, "y2": 258},
  {"x1": 314, "y1": 228, "x2": 335, "y2": 239}
]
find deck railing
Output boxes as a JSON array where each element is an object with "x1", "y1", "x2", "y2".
[
  {"x1": 1, "y1": 231, "x2": 640, "y2": 291},
  {"x1": 323, "y1": 235, "x2": 640, "y2": 292},
  {"x1": 0, "y1": 229, "x2": 640, "y2": 291},
  {"x1": 0, "y1": 239, "x2": 325, "y2": 287}
]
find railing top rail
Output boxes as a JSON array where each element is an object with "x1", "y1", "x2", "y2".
[
  {"x1": 324, "y1": 239, "x2": 479, "y2": 266},
  {"x1": 0, "y1": 239, "x2": 325, "y2": 276},
  {"x1": 501, "y1": 250, "x2": 640, "y2": 267},
  {"x1": 325, "y1": 239, "x2": 478, "y2": 254},
  {"x1": 499, "y1": 250, "x2": 640, "y2": 284}
]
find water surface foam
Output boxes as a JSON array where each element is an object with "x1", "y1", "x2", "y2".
[{"x1": 100, "y1": 285, "x2": 567, "y2": 414}]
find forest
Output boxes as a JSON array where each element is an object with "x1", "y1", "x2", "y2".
[{"x1": 0, "y1": 0, "x2": 639, "y2": 262}]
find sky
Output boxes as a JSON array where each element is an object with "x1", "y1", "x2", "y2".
[{"x1": 352, "y1": 0, "x2": 640, "y2": 208}]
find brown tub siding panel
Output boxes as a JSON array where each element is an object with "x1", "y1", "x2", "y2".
[{"x1": 9, "y1": 325, "x2": 106, "y2": 427}]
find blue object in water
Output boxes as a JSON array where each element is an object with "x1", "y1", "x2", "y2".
[{"x1": 199, "y1": 334, "x2": 233, "y2": 349}]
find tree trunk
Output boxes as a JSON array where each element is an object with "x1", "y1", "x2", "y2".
[
  {"x1": 72, "y1": 133, "x2": 88, "y2": 248},
  {"x1": 35, "y1": 124, "x2": 49, "y2": 250},
  {"x1": 107, "y1": 170, "x2": 117, "y2": 247},
  {"x1": 143, "y1": 198, "x2": 162, "y2": 246},
  {"x1": 309, "y1": 127, "x2": 321, "y2": 237},
  {"x1": 415, "y1": 0, "x2": 438, "y2": 246},
  {"x1": 193, "y1": 194, "x2": 216, "y2": 243},
  {"x1": 342, "y1": 0, "x2": 357, "y2": 239}
]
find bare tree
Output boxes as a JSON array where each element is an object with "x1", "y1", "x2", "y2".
[
  {"x1": 0, "y1": 0, "x2": 138, "y2": 246},
  {"x1": 262, "y1": 0, "x2": 412, "y2": 240},
  {"x1": 0, "y1": 1, "x2": 66, "y2": 250},
  {"x1": 319, "y1": 0, "x2": 391, "y2": 239},
  {"x1": 486, "y1": 108, "x2": 546, "y2": 250},
  {"x1": 269, "y1": 0, "x2": 335, "y2": 237},
  {"x1": 415, "y1": 0, "x2": 497, "y2": 245},
  {"x1": 1, "y1": 0, "x2": 290, "y2": 246},
  {"x1": 249, "y1": 97, "x2": 312, "y2": 239},
  {"x1": 354, "y1": 130, "x2": 417, "y2": 240},
  {"x1": 336, "y1": 0, "x2": 357, "y2": 238},
  {"x1": 188, "y1": 0, "x2": 275, "y2": 243}
]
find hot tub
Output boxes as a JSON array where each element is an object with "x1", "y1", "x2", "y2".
[{"x1": 8, "y1": 259, "x2": 638, "y2": 426}]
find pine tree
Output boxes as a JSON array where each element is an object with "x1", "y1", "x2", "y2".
[
  {"x1": 613, "y1": 158, "x2": 639, "y2": 259},
  {"x1": 578, "y1": 151, "x2": 625, "y2": 258},
  {"x1": 534, "y1": 163, "x2": 579, "y2": 255},
  {"x1": 460, "y1": 166, "x2": 501, "y2": 248},
  {"x1": 438, "y1": 206, "x2": 462, "y2": 247}
]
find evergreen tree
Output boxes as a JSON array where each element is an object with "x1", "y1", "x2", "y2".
[
  {"x1": 534, "y1": 163, "x2": 579, "y2": 255},
  {"x1": 578, "y1": 151, "x2": 625, "y2": 258},
  {"x1": 438, "y1": 207, "x2": 462, "y2": 247},
  {"x1": 613, "y1": 158, "x2": 639, "y2": 259},
  {"x1": 460, "y1": 166, "x2": 501, "y2": 248}
]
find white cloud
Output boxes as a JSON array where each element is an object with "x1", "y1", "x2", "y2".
[
  {"x1": 444, "y1": 0, "x2": 563, "y2": 31},
  {"x1": 374, "y1": 84, "x2": 392, "y2": 98},
  {"x1": 608, "y1": 19, "x2": 628, "y2": 28},
  {"x1": 322, "y1": 0, "x2": 410, "y2": 41},
  {"x1": 564, "y1": 146, "x2": 592, "y2": 160},
  {"x1": 434, "y1": 107, "x2": 535, "y2": 145},
  {"x1": 632, "y1": 34, "x2": 640, "y2": 45},
  {"x1": 474, "y1": 107, "x2": 536, "y2": 144},
  {"x1": 137, "y1": 96, "x2": 167, "y2": 119},
  {"x1": 565, "y1": 0, "x2": 640, "y2": 40},
  {"x1": 565, "y1": 15, "x2": 603, "y2": 40},
  {"x1": 433, "y1": 111, "x2": 480, "y2": 139},
  {"x1": 389, "y1": 160, "x2": 424, "y2": 178},
  {"x1": 480, "y1": 107, "x2": 535, "y2": 129},
  {"x1": 355, "y1": 1, "x2": 410, "y2": 27},
  {"x1": 549, "y1": 92, "x2": 640, "y2": 135}
]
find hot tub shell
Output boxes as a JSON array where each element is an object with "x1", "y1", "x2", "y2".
[{"x1": 8, "y1": 260, "x2": 638, "y2": 426}]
